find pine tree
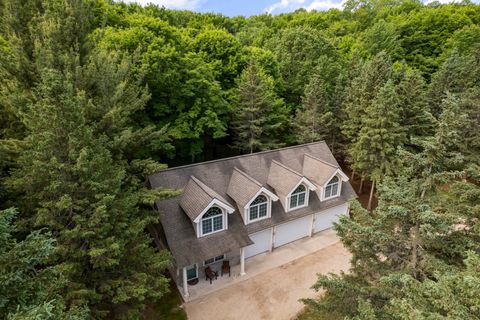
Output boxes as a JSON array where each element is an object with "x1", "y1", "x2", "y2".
[
  {"x1": 232, "y1": 61, "x2": 288, "y2": 153},
  {"x1": 342, "y1": 51, "x2": 392, "y2": 180},
  {"x1": 396, "y1": 68, "x2": 435, "y2": 143},
  {"x1": 348, "y1": 80, "x2": 405, "y2": 210},
  {"x1": 3, "y1": 1, "x2": 177, "y2": 317},
  {"x1": 0, "y1": 208, "x2": 88, "y2": 319},
  {"x1": 7, "y1": 50, "x2": 176, "y2": 318},
  {"x1": 304, "y1": 178, "x2": 480, "y2": 319},
  {"x1": 342, "y1": 51, "x2": 392, "y2": 144},
  {"x1": 293, "y1": 70, "x2": 334, "y2": 144}
]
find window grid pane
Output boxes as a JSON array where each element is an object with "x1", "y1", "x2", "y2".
[
  {"x1": 202, "y1": 219, "x2": 212, "y2": 234},
  {"x1": 259, "y1": 203, "x2": 267, "y2": 217},
  {"x1": 325, "y1": 185, "x2": 332, "y2": 198},
  {"x1": 331, "y1": 183, "x2": 338, "y2": 196},
  {"x1": 250, "y1": 206, "x2": 258, "y2": 220},
  {"x1": 298, "y1": 192, "x2": 306, "y2": 206},
  {"x1": 290, "y1": 195, "x2": 297, "y2": 208},
  {"x1": 213, "y1": 216, "x2": 223, "y2": 231}
]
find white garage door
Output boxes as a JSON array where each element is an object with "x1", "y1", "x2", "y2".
[
  {"x1": 314, "y1": 203, "x2": 348, "y2": 233},
  {"x1": 245, "y1": 228, "x2": 272, "y2": 259},
  {"x1": 274, "y1": 215, "x2": 311, "y2": 248}
]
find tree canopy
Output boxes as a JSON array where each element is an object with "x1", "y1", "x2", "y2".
[{"x1": 1, "y1": 0, "x2": 479, "y2": 318}]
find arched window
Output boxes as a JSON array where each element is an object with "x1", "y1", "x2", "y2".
[
  {"x1": 249, "y1": 195, "x2": 268, "y2": 221},
  {"x1": 290, "y1": 184, "x2": 307, "y2": 209},
  {"x1": 325, "y1": 176, "x2": 340, "y2": 199},
  {"x1": 201, "y1": 207, "x2": 223, "y2": 235}
]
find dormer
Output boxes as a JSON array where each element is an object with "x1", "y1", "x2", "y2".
[
  {"x1": 267, "y1": 160, "x2": 317, "y2": 212},
  {"x1": 302, "y1": 154, "x2": 349, "y2": 201},
  {"x1": 227, "y1": 167, "x2": 279, "y2": 224},
  {"x1": 180, "y1": 176, "x2": 235, "y2": 238}
]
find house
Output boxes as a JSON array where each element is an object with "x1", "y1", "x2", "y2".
[{"x1": 148, "y1": 141, "x2": 356, "y2": 299}]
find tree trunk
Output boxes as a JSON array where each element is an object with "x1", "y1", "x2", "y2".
[
  {"x1": 367, "y1": 180, "x2": 375, "y2": 211},
  {"x1": 358, "y1": 176, "x2": 364, "y2": 194},
  {"x1": 410, "y1": 221, "x2": 420, "y2": 279},
  {"x1": 350, "y1": 169, "x2": 355, "y2": 181}
]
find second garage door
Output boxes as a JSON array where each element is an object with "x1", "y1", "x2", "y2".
[
  {"x1": 314, "y1": 203, "x2": 348, "y2": 233},
  {"x1": 274, "y1": 215, "x2": 311, "y2": 248},
  {"x1": 245, "y1": 228, "x2": 272, "y2": 259}
]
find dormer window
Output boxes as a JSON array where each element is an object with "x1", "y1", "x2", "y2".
[
  {"x1": 324, "y1": 176, "x2": 340, "y2": 199},
  {"x1": 249, "y1": 195, "x2": 268, "y2": 222},
  {"x1": 201, "y1": 206, "x2": 224, "y2": 236},
  {"x1": 289, "y1": 184, "x2": 307, "y2": 210}
]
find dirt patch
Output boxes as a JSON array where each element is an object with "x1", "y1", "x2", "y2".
[{"x1": 184, "y1": 242, "x2": 351, "y2": 320}]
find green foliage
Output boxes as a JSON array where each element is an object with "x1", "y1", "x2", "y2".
[
  {"x1": 193, "y1": 28, "x2": 244, "y2": 89},
  {"x1": 232, "y1": 61, "x2": 288, "y2": 153},
  {"x1": 2, "y1": 1, "x2": 480, "y2": 319},
  {"x1": 305, "y1": 179, "x2": 480, "y2": 319},
  {"x1": 0, "y1": 208, "x2": 89, "y2": 319},
  {"x1": 349, "y1": 80, "x2": 405, "y2": 180},
  {"x1": 271, "y1": 26, "x2": 337, "y2": 105},
  {"x1": 293, "y1": 58, "x2": 345, "y2": 150}
]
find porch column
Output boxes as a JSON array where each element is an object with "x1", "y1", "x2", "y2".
[
  {"x1": 240, "y1": 247, "x2": 246, "y2": 276},
  {"x1": 270, "y1": 226, "x2": 275, "y2": 252},
  {"x1": 309, "y1": 213, "x2": 315, "y2": 237},
  {"x1": 182, "y1": 267, "x2": 190, "y2": 298}
]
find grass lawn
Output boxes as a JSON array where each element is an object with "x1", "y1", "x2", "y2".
[{"x1": 143, "y1": 282, "x2": 187, "y2": 320}]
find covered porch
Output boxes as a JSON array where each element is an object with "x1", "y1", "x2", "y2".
[{"x1": 178, "y1": 228, "x2": 339, "y2": 301}]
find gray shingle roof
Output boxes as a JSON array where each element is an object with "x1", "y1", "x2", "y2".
[
  {"x1": 302, "y1": 153, "x2": 339, "y2": 186},
  {"x1": 180, "y1": 176, "x2": 234, "y2": 222},
  {"x1": 149, "y1": 141, "x2": 356, "y2": 268},
  {"x1": 227, "y1": 167, "x2": 263, "y2": 212},
  {"x1": 267, "y1": 160, "x2": 304, "y2": 209}
]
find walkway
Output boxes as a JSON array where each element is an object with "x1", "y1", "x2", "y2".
[{"x1": 184, "y1": 230, "x2": 351, "y2": 320}]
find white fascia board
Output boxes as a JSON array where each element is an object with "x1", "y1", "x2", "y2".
[
  {"x1": 193, "y1": 198, "x2": 235, "y2": 223},
  {"x1": 332, "y1": 169, "x2": 349, "y2": 182},
  {"x1": 298, "y1": 177, "x2": 317, "y2": 192},
  {"x1": 286, "y1": 177, "x2": 317, "y2": 198},
  {"x1": 243, "y1": 187, "x2": 279, "y2": 210}
]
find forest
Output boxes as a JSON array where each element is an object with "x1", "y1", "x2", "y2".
[{"x1": 0, "y1": 0, "x2": 479, "y2": 319}]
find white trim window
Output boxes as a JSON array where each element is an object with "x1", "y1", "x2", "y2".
[
  {"x1": 201, "y1": 207, "x2": 224, "y2": 236},
  {"x1": 289, "y1": 184, "x2": 307, "y2": 209},
  {"x1": 249, "y1": 195, "x2": 268, "y2": 222},
  {"x1": 204, "y1": 254, "x2": 225, "y2": 266},
  {"x1": 324, "y1": 176, "x2": 340, "y2": 199}
]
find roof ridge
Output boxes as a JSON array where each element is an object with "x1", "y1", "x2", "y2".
[
  {"x1": 156, "y1": 141, "x2": 327, "y2": 173},
  {"x1": 190, "y1": 175, "x2": 217, "y2": 198},
  {"x1": 190, "y1": 175, "x2": 234, "y2": 207},
  {"x1": 304, "y1": 153, "x2": 338, "y2": 168},
  {"x1": 233, "y1": 167, "x2": 262, "y2": 187},
  {"x1": 271, "y1": 159, "x2": 303, "y2": 177}
]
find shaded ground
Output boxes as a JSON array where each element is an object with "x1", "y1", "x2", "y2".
[
  {"x1": 341, "y1": 166, "x2": 378, "y2": 210},
  {"x1": 184, "y1": 242, "x2": 351, "y2": 320},
  {"x1": 144, "y1": 282, "x2": 187, "y2": 320}
]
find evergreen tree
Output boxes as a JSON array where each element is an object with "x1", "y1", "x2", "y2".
[
  {"x1": 2, "y1": 1, "x2": 177, "y2": 317},
  {"x1": 232, "y1": 61, "x2": 288, "y2": 153},
  {"x1": 7, "y1": 50, "x2": 175, "y2": 318},
  {"x1": 293, "y1": 69, "x2": 333, "y2": 144},
  {"x1": 0, "y1": 208, "x2": 88, "y2": 319},
  {"x1": 428, "y1": 48, "x2": 480, "y2": 117},
  {"x1": 348, "y1": 80, "x2": 405, "y2": 210},
  {"x1": 395, "y1": 68, "x2": 435, "y2": 143},
  {"x1": 304, "y1": 178, "x2": 480, "y2": 319},
  {"x1": 342, "y1": 51, "x2": 392, "y2": 180}
]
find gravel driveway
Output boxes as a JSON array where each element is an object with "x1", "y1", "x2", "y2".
[{"x1": 184, "y1": 241, "x2": 351, "y2": 320}]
